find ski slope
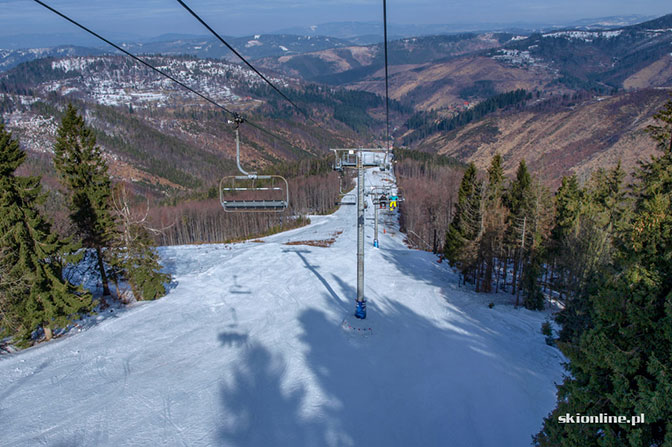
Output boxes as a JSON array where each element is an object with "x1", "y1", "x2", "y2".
[{"x1": 0, "y1": 167, "x2": 564, "y2": 447}]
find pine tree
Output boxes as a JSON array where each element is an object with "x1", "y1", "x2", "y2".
[
  {"x1": 535, "y1": 99, "x2": 672, "y2": 446},
  {"x1": 109, "y1": 185, "x2": 169, "y2": 302},
  {"x1": 122, "y1": 224, "x2": 169, "y2": 301},
  {"x1": 486, "y1": 153, "x2": 505, "y2": 203},
  {"x1": 505, "y1": 160, "x2": 535, "y2": 299},
  {"x1": 519, "y1": 179, "x2": 554, "y2": 310},
  {"x1": 0, "y1": 124, "x2": 92, "y2": 346},
  {"x1": 506, "y1": 159, "x2": 534, "y2": 217},
  {"x1": 520, "y1": 251, "x2": 545, "y2": 310},
  {"x1": 551, "y1": 175, "x2": 582, "y2": 249},
  {"x1": 53, "y1": 104, "x2": 116, "y2": 298},
  {"x1": 647, "y1": 97, "x2": 672, "y2": 154},
  {"x1": 444, "y1": 163, "x2": 483, "y2": 280},
  {"x1": 551, "y1": 166, "x2": 627, "y2": 343},
  {"x1": 549, "y1": 175, "x2": 587, "y2": 336},
  {"x1": 480, "y1": 154, "x2": 508, "y2": 292}
]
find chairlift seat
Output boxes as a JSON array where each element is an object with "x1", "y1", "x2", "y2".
[
  {"x1": 222, "y1": 199, "x2": 288, "y2": 211},
  {"x1": 220, "y1": 174, "x2": 289, "y2": 213},
  {"x1": 340, "y1": 160, "x2": 381, "y2": 168}
]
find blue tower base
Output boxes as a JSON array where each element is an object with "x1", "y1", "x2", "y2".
[
  {"x1": 354, "y1": 300, "x2": 367, "y2": 319},
  {"x1": 373, "y1": 240, "x2": 379, "y2": 248}
]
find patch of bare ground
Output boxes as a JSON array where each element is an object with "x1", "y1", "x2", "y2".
[
  {"x1": 284, "y1": 230, "x2": 343, "y2": 248},
  {"x1": 285, "y1": 239, "x2": 336, "y2": 248},
  {"x1": 624, "y1": 55, "x2": 672, "y2": 90}
]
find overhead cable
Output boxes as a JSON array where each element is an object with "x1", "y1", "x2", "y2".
[
  {"x1": 383, "y1": 0, "x2": 391, "y2": 153},
  {"x1": 31, "y1": 0, "x2": 237, "y2": 118},
  {"x1": 32, "y1": 0, "x2": 306, "y2": 153},
  {"x1": 176, "y1": 0, "x2": 319, "y2": 126}
]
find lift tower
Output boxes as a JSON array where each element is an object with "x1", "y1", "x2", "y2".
[{"x1": 331, "y1": 148, "x2": 387, "y2": 319}]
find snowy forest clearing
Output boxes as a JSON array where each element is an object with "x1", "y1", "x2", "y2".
[{"x1": 0, "y1": 168, "x2": 563, "y2": 447}]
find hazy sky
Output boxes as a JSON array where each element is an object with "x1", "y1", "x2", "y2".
[{"x1": 2, "y1": 0, "x2": 671, "y2": 38}]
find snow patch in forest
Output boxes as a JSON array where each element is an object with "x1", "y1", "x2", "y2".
[{"x1": 542, "y1": 30, "x2": 623, "y2": 41}]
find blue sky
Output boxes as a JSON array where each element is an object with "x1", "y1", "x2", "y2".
[{"x1": 2, "y1": 0, "x2": 671, "y2": 39}]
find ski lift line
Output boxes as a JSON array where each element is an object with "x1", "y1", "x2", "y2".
[
  {"x1": 382, "y1": 0, "x2": 391, "y2": 154},
  {"x1": 32, "y1": 0, "x2": 307, "y2": 156},
  {"x1": 176, "y1": 0, "x2": 325, "y2": 130},
  {"x1": 31, "y1": 0, "x2": 237, "y2": 118}
]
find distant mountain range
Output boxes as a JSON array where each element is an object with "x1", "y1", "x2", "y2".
[
  {"x1": 0, "y1": 14, "x2": 657, "y2": 50},
  {"x1": 272, "y1": 15, "x2": 657, "y2": 42},
  {"x1": 259, "y1": 13, "x2": 672, "y2": 96},
  {"x1": 0, "y1": 35, "x2": 354, "y2": 72},
  {"x1": 120, "y1": 35, "x2": 353, "y2": 62},
  {"x1": 1, "y1": 12, "x2": 671, "y2": 195}
]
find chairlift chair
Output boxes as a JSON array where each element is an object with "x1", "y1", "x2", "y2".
[
  {"x1": 332, "y1": 149, "x2": 384, "y2": 170},
  {"x1": 219, "y1": 117, "x2": 289, "y2": 212},
  {"x1": 332, "y1": 153, "x2": 344, "y2": 172},
  {"x1": 220, "y1": 174, "x2": 289, "y2": 212},
  {"x1": 341, "y1": 151, "x2": 358, "y2": 167}
]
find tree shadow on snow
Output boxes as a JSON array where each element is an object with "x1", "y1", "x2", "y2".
[
  {"x1": 0, "y1": 360, "x2": 51, "y2": 404},
  {"x1": 292, "y1": 299, "x2": 544, "y2": 447},
  {"x1": 216, "y1": 344, "x2": 337, "y2": 446},
  {"x1": 379, "y1": 247, "x2": 516, "y2": 310},
  {"x1": 215, "y1": 297, "x2": 513, "y2": 446},
  {"x1": 303, "y1": 305, "x2": 471, "y2": 446},
  {"x1": 379, "y1": 247, "x2": 450, "y2": 288},
  {"x1": 215, "y1": 246, "x2": 553, "y2": 446}
]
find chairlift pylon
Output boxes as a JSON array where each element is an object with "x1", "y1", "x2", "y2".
[{"x1": 219, "y1": 116, "x2": 289, "y2": 212}]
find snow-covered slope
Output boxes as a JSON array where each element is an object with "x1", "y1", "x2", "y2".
[{"x1": 0, "y1": 167, "x2": 563, "y2": 447}]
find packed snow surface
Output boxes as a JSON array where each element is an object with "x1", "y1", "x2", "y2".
[{"x1": 0, "y1": 167, "x2": 563, "y2": 446}]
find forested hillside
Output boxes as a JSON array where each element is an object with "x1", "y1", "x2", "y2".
[
  {"x1": 257, "y1": 33, "x2": 507, "y2": 83},
  {"x1": 498, "y1": 13, "x2": 672, "y2": 91},
  {"x1": 423, "y1": 89, "x2": 672, "y2": 187},
  {"x1": 0, "y1": 54, "x2": 395, "y2": 198}
]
